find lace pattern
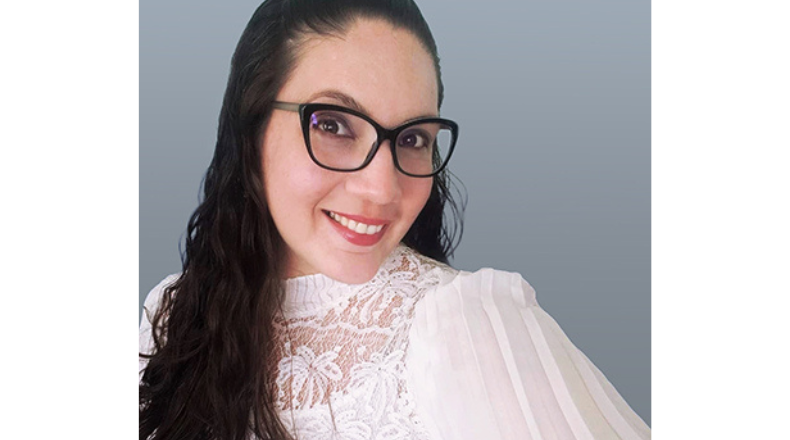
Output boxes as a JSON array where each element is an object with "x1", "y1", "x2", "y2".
[{"x1": 272, "y1": 245, "x2": 454, "y2": 440}]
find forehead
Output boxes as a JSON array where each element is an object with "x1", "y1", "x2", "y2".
[{"x1": 281, "y1": 18, "x2": 439, "y2": 125}]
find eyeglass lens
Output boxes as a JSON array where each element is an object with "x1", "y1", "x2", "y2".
[{"x1": 308, "y1": 109, "x2": 453, "y2": 176}]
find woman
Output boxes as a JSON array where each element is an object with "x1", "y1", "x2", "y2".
[{"x1": 139, "y1": 0, "x2": 650, "y2": 439}]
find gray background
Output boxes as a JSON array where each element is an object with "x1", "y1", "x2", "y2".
[{"x1": 140, "y1": 0, "x2": 650, "y2": 424}]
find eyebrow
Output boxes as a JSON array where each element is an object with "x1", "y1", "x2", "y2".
[
  {"x1": 305, "y1": 89, "x2": 439, "y2": 125},
  {"x1": 306, "y1": 90, "x2": 367, "y2": 113}
]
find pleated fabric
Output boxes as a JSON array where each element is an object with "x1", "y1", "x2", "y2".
[
  {"x1": 407, "y1": 269, "x2": 650, "y2": 440},
  {"x1": 140, "y1": 249, "x2": 650, "y2": 439}
]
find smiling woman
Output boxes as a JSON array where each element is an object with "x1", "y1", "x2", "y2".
[
  {"x1": 261, "y1": 21, "x2": 439, "y2": 282},
  {"x1": 139, "y1": 1, "x2": 650, "y2": 439}
]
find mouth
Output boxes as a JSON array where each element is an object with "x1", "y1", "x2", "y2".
[
  {"x1": 324, "y1": 210, "x2": 386, "y2": 234},
  {"x1": 323, "y1": 210, "x2": 389, "y2": 246}
]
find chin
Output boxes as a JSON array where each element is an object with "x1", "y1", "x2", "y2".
[
  {"x1": 325, "y1": 262, "x2": 381, "y2": 285},
  {"x1": 319, "y1": 245, "x2": 394, "y2": 284}
]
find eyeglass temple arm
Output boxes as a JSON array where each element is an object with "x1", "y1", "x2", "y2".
[{"x1": 272, "y1": 101, "x2": 301, "y2": 112}]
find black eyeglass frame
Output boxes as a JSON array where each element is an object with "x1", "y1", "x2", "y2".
[{"x1": 272, "y1": 101, "x2": 459, "y2": 178}]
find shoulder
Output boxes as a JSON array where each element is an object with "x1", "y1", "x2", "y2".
[
  {"x1": 410, "y1": 266, "x2": 540, "y2": 338},
  {"x1": 407, "y1": 268, "x2": 652, "y2": 438},
  {"x1": 399, "y1": 243, "x2": 538, "y2": 310},
  {"x1": 449, "y1": 268, "x2": 538, "y2": 308},
  {"x1": 421, "y1": 266, "x2": 538, "y2": 313},
  {"x1": 140, "y1": 274, "x2": 180, "y2": 372},
  {"x1": 141, "y1": 273, "x2": 180, "y2": 325},
  {"x1": 396, "y1": 246, "x2": 538, "y2": 302}
]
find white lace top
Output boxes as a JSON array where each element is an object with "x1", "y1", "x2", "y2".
[{"x1": 140, "y1": 245, "x2": 650, "y2": 440}]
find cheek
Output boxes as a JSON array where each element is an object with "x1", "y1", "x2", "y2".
[
  {"x1": 262, "y1": 125, "x2": 307, "y2": 223},
  {"x1": 262, "y1": 127, "x2": 334, "y2": 223}
]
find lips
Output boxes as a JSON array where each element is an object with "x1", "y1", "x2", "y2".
[
  {"x1": 327, "y1": 211, "x2": 385, "y2": 234},
  {"x1": 324, "y1": 210, "x2": 388, "y2": 246}
]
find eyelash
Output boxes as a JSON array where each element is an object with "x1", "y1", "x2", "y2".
[
  {"x1": 397, "y1": 130, "x2": 431, "y2": 149},
  {"x1": 311, "y1": 113, "x2": 355, "y2": 138}
]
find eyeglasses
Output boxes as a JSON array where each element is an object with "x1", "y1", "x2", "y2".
[{"x1": 272, "y1": 101, "x2": 458, "y2": 178}]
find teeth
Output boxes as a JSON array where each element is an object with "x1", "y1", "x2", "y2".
[{"x1": 328, "y1": 211, "x2": 384, "y2": 235}]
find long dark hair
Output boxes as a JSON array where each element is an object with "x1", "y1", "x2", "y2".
[{"x1": 139, "y1": 1, "x2": 463, "y2": 439}]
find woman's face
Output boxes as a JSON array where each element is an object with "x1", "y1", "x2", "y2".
[{"x1": 261, "y1": 18, "x2": 438, "y2": 283}]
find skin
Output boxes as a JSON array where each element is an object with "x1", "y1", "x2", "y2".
[{"x1": 262, "y1": 18, "x2": 438, "y2": 283}]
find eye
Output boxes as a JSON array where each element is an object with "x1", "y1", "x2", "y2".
[
  {"x1": 310, "y1": 112, "x2": 354, "y2": 138},
  {"x1": 397, "y1": 129, "x2": 431, "y2": 149}
]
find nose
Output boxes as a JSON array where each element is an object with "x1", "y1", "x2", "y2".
[{"x1": 344, "y1": 141, "x2": 401, "y2": 204}]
